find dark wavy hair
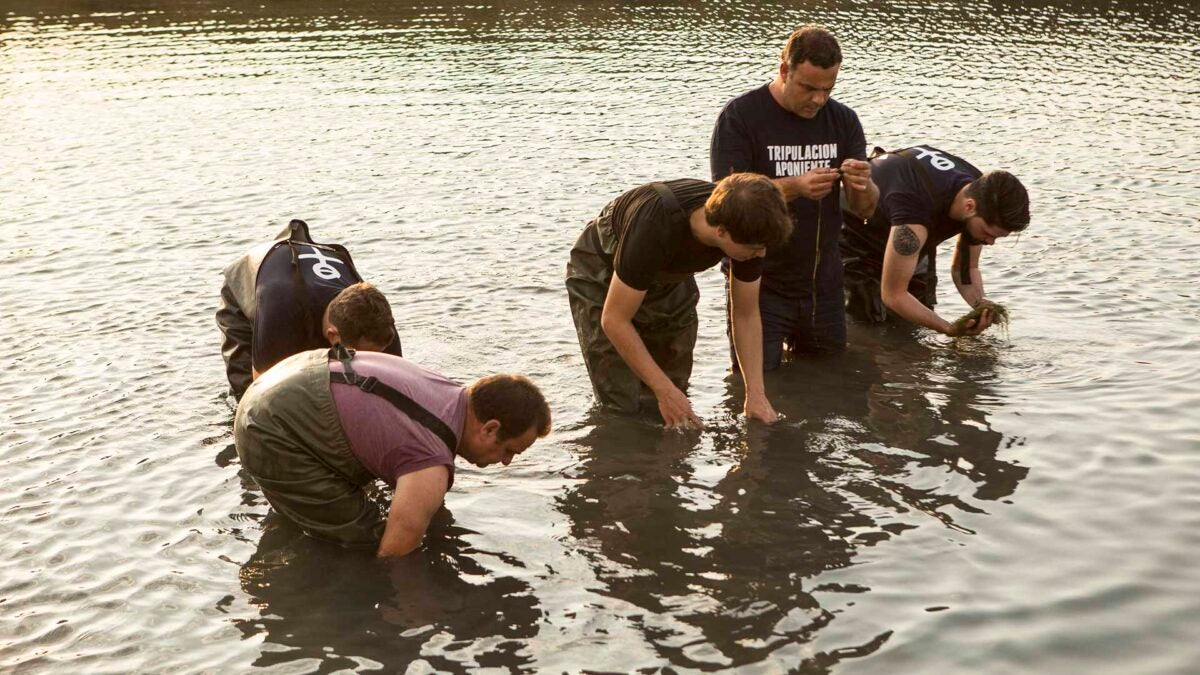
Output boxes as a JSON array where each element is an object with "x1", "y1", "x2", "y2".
[
  {"x1": 966, "y1": 171, "x2": 1030, "y2": 232},
  {"x1": 705, "y1": 173, "x2": 793, "y2": 247}
]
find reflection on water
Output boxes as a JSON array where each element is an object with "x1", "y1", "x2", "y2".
[
  {"x1": 2, "y1": 0, "x2": 1198, "y2": 672},
  {"x1": 559, "y1": 326, "x2": 1024, "y2": 668},
  {"x1": 235, "y1": 510, "x2": 541, "y2": 672}
]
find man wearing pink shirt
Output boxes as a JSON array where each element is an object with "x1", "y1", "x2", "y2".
[{"x1": 234, "y1": 286, "x2": 552, "y2": 558}]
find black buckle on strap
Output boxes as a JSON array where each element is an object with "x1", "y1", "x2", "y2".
[{"x1": 359, "y1": 375, "x2": 379, "y2": 394}]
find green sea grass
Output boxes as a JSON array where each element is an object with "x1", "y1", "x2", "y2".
[{"x1": 951, "y1": 300, "x2": 1009, "y2": 337}]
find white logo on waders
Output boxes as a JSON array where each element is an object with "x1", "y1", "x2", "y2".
[
  {"x1": 297, "y1": 246, "x2": 345, "y2": 280},
  {"x1": 913, "y1": 147, "x2": 956, "y2": 171}
]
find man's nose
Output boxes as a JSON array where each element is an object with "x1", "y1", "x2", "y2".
[
  {"x1": 502, "y1": 455, "x2": 513, "y2": 466},
  {"x1": 813, "y1": 90, "x2": 830, "y2": 105}
]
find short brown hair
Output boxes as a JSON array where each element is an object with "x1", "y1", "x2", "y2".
[
  {"x1": 326, "y1": 282, "x2": 394, "y2": 348},
  {"x1": 468, "y1": 374, "x2": 551, "y2": 441},
  {"x1": 704, "y1": 173, "x2": 793, "y2": 247},
  {"x1": 781, "y1": 25, "x2": 842, "y2": 70}
]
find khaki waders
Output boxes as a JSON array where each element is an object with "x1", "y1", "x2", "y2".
[{"x1": 565, "y1": 200, "x2": 699, "y2": 414}]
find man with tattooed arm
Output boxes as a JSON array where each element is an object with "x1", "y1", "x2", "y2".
[{"x1": 839, "y1": 145, "x2": 1030, "y2": 336}]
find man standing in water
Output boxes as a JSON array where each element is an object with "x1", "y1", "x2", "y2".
[
  {"x1": 565, "y1": 173, "x2": 793, "y2": 427},
  {"x1": 840, "y1": 145, "x2": 1030, "y2": 334},
  {"x1": 711, "y1": 25, "x2": 878, "y2": 366},
  {"x1": 235, "y1": 286, "x2": 551, "y2": 557}
]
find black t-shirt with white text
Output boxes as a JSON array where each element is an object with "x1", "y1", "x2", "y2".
[
  {"x1": 711, "y1": 84, "x2": 867, "y2": 295},
  {"x1": 841, "y1": 145, "x2": 981, "y2": 273},
  {"x1": 605, "y1": 179, "x2": 763, "y2": 291}
]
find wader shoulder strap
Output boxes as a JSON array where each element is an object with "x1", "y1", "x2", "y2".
[
  {"x1": 327, "y1": 347, "x2": 459, "y2": 454},
  {"x1": 650, "y1": 182, "x2": 688, "y2": 229}
]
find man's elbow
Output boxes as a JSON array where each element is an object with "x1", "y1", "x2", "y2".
[
  {"x1": 880, "y1": 287, "x2": 903, "y2": 311},
  {"x1": 600, "y1": 310, "x2": 623, "y2": 340},
  {"x1": 376, "y1": 537, "x2": 420, "y2": 559}
]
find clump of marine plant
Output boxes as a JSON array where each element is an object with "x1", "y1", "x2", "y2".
[{"x1": 951, "y1": 300, "x2": 1009, "y2": 339}]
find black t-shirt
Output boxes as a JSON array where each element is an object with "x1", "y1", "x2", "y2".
[
  {"x1": 606, "y1": 179, "x2": 763, "y2": 291},
  {"x1": 711, "y1": 84, "x2": 867, "y2": 290},
  {"x1": 252, "y1": 241, "x2": 362, "y2": 373},
  {"x1": 842, "y1": 146, "x2": 981, "y2": 271}
]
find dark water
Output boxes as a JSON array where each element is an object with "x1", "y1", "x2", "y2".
[{"x1": 2, "y1": 0, "x2": 1198, "y2": 672}]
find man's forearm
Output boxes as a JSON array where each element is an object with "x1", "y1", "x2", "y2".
[
  {"x1": 953, "y1": 267, "x2": 988, "y2": 307},
  {"x1": 884, "y1": 290, "x2": 953, "y2": 334},
  {"x1": 845, "y1": 179, "x2": 879, "y2": 220},
  {"x1": 731, "y1": 306, "x2": 766, "y2": 396},
  {"x1": 604, "y1": 318, "x2": 677, "y2": 395},
  {"x1": 772, "y1": 176, "x2": 804, "y2": 202},
  {"x1": 377, "y1": 524, "x2": 423, "y2": 558}
]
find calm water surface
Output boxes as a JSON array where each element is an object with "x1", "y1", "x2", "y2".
[{"x1": 2, "y1": 0, "x2": 1199, "y2": 672}]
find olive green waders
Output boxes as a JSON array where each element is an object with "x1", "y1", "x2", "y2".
[
  {"x1": 565, "y1": 204, "x2": 699, "y2": 414},
  {"x1": 234, "y1": 349, "x2": 386, "y2": 546}
]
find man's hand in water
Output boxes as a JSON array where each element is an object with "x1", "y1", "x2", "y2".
[
  {"x1": 656, "y1": 384, "x2": 703, "y2": 429},
  {"x1": 744, "y1": 391, "x2": 779, "y2": 424}
]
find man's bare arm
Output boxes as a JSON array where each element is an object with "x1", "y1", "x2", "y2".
[
  {"x1": 729, "y1": 276, "x2": 777, "y2": 423},
  {"x1": 951, "y1": 236, "x2": 988, "y2": 307},
  {"x1": 377, "y1": 465, "x2": 451, "y2": 558},
  {"x1": 601, "y1": 273, "x2": 701, "y2": 428}
]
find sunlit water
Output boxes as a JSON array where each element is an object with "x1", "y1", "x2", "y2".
[{"x1": 2, "y1": 0, "x2": 1198, "y2": 672}]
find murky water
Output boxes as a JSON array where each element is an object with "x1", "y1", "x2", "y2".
[{"x1": 2, "y1": 0, "x2": 1198, "y2": 672}]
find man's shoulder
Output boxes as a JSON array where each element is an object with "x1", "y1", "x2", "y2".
[
  {"x1": 821, "y1": 98, "x2": 862, "y2": 125},
  {"x1": 719, "y1": 83, "x2": 772, "y2": 115}
]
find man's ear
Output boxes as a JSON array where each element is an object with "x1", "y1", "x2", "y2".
[
  {"x1": 715, "y1": 225, "x2": 730, "y2": 240},
  {"x1": 963, "y1": 197, "x2": 977, "y2": 218},
  {"x1": 778, "y1": 60, "x2": 789, "y2": 81},
  {"x1": 325, "y1": 323, "x2": 341, "y2": 346},
  {"x1": 481, "y1": 419, "x2": 501, "y2": 438}
]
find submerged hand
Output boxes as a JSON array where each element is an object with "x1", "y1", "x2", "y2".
[
  {"x1": 743, "y1": 392, "x2": 779, "y2": 424},
  {"x1": 656, "y1": 385, "x2": 703, "y2": 430}
]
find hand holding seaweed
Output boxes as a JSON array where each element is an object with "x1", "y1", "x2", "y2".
[{"x1": 948, "y1": 299, "x2": 1009, "y2": 337}]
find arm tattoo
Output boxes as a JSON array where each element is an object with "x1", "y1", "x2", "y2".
[{"x1": 892, "y1": 226, "x2": 921, "y2": 256}]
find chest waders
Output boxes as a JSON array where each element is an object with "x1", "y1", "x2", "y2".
[
  {"x1": 234, "y1": 347, "x2": 456, "y2": 548},
  {"x1": 564, "y1": 183, "x2": 701, "y2": 414}
]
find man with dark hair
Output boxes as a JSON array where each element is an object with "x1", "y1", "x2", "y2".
[
  {"x1": 566, "y1": 173, "x2": 793, "y2": 427},
  {"x1": 840, "y1": 145, "x2": 1031, "y2": 335},
  {"x1": 235, "y1": 346, "x2": 551, "y2": 558},
  {"x1": 217, "y1": 219, "x2": 403, "y2": 400},
  {"x1": 711, "y1": 25, "x2": 878, "y2": 367}
]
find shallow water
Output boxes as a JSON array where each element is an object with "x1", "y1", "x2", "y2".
[{"x1": 2, "y1": 0, "x2": 1199, "y2": 672}]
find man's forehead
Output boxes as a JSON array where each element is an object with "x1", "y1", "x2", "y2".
[{"x1": 788, "y1": 60, "x2": 839, "y2": 82}]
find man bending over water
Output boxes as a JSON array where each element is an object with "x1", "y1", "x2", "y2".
[
  {"x1": 840, "y1": 145, "x2": 1031, "y2": 335},
  {"x1": 565, "y1": 173, "x2": 792, "y2": 427},
  {"x1": 217, "y1": 219, "x2": 403, "y2": 400},
  {"x1": 234, "y1": 286, "x2": 551, "y2": 557}
]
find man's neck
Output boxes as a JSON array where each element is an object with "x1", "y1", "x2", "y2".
[
  {"x1": 949, "y1": 185, "x2": 971, "y2": 221},
  {"x1": 767, "y1": 77, "x2": 786, "y2": 108},
  {"x1": 688, "y1": 207, "x2": 719, "y2": 247}
]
